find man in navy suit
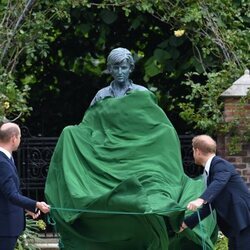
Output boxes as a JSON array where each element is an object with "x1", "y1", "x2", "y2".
[
  {"x1": 179, "y1": 135, "x2": 250, "y2": 250},
  {"x1": 0, "y1": 122, "x2": 50, "y2": 250}
]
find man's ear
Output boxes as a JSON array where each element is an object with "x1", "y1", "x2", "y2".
[
  {"x1": 10, "y1": 135, "x2": 15, "y2": 144},
  {"x1": 193, "y1": 147, "x2": 200, "y2": 155}
]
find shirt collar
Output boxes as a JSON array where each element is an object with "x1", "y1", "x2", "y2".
[
  {"x1": 204, "y1": 154, "x2": 216, "y2": 175},
  {"x1": 109, "y1": 80, "x2": 133, "y2": 96},
  {"x1": 0, "y1": 147, "x2": 12, "y2": 159}
]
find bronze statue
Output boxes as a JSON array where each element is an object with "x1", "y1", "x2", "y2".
[{"x1": 90, "y1": 47, "x2": 148, "y2": 106}]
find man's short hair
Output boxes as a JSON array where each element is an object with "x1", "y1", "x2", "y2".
[
  {"x1": 192, "y1": 135, "x2": 217, "y2": 154},
  {"x1": 0, "y1": 123, "x2": 20, "y2": 143}
]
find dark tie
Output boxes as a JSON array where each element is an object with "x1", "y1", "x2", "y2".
[
  {"x1": 10, "y1": 156, "x2": 15, "y2": 164},
  {"x1": 203, "y1": 170, "x2": 208, "y2": 186},
  {"x1": 10, "y1": 156, "x2": 17, "y2": 173}
]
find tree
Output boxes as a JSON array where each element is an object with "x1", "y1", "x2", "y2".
[
  {"x1": 88, "y1": 0, "x2": 250, "y2": 135},
  {"x1": 0, "y1": 0, "x2": 67, "y2": 122},
  {"x1": 1, "y1": 0, "x2": 249, "y2": 140},
  {"x1": 16, "y1": 2, "x2": 196, "y2": 135}
]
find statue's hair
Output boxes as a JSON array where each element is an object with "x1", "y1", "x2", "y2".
[
  {"x1": 0, "y1": 122, "x2": 20, "y2": 143},
  {"x1": 192, "y1": 135, "x2": 217, "y2": 154},
  {"x1": 107, "y1": 47, "x2": 135, "y2": 72}
]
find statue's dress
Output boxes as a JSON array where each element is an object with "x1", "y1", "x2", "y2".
[{"x1": 45, "y1": 91, "x2": 217, "y2": 249}]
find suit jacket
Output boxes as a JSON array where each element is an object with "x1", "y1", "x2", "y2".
[
  {"x1": 0, "y1": 151, "x2": 37, "y2": 237},
  {"x1": 185, "y1": 156, "x2": 250, "y2": 237}
]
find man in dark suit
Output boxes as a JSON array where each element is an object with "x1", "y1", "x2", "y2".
[
  {"x1": 179, "y1": 135, "x2": 250, "y2": 250},
  {"x1": 0, "y1": 122, "x2": 50, "y2": 250}
]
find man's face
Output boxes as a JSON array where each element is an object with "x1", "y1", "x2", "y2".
[
  {"x1": 12, "y1": 133, "x2": 21, "y2": 151},
  {"x1": 110, "y1": 60, "x2": 131, "y2": 84}
]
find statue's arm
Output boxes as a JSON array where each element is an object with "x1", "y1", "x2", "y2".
[
  {"x1": 89, "y1": 88, "x2": 105, "y2": 107},
  {"x1": 90, "y1": 94, "x2": 98, "y2": 107}
]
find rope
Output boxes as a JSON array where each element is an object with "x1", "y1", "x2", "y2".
[
  {"x1": 49, "y1": 206, "x2": 186, "y2": 215},
  {"x1": 46, "y1": 215, "x2": 64, "y2": 248}
]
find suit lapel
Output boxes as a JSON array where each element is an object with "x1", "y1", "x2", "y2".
[
  {"x1": 10, "y1": 157, "x2": 18, "y2": 174},
  {"x1": 0, "y1": 151, "x2": 18, "y2": 174},
  {"x1": 0, "y1": 150, "x2": 8, "y2": 159}
]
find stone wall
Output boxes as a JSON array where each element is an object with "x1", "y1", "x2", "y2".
[{"x1": 217, "y1": 97, "x2": 250, "y2": 187}]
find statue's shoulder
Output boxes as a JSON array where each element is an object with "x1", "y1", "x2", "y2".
[
  {"x1": 96, "y1": 85, "x2": 110, "y2": 95},
  {"x1": 131, "y1": 83, "x2": 148, "y2": 91},
  {"x1": 90, "y1": 85, "x2": 111, "y2": 107}
]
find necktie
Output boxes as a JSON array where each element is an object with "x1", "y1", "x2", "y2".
[
  {"x1": 10, "y1": 156, "x2": 17, "y2": 173},
  {"x1": 10, "y1": 156, "x2": 15, "y2": 164},
  {"x1": 203, "y1": 170, "x2": 208, "y2": 187}
]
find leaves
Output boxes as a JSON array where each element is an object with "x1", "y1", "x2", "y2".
[
  {"x1": 0, "y1": 0, "x2": 249, "y2": 137},
  {"x1": 100, "y1": 9, "x2": 118, "y2": 24}
]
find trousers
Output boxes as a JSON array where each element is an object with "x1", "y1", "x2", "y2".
[
  {"x1": 0, "y1": 236, "x2": 18, "y2": 250},
  {"x1": 228, "y1": 226, "x2": 250, "y2": 250}
]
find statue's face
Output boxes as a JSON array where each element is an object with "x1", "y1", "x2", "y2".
[{"x1": 110, "y1": 60, "x2": 131, "y2": 84}]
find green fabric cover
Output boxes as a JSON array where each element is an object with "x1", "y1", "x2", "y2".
[{"x1": 45, "y1": 91, "x2": 217, "y2": 250}]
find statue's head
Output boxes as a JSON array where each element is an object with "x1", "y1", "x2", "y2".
[{"x1": 107, "y1": 48, "x2": 135, "y2": 73}]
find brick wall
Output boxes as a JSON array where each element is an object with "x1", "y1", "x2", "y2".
[{"x1": 217, "y1": 97, "x2": 250, "y2": 187}]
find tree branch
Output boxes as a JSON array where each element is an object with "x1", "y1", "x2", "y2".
[{"x1": 0, "y1": 0, "x2": 36, "y2": 65}]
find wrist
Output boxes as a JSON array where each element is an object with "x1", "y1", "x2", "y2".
[
  {"x1": 198, "y1": 198, "x2": 205, "y2": 204},
  {"x1": 34, "y1": 202, "x2": 39, "y2": 212}
]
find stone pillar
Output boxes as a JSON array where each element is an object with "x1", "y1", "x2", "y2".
[{"x1": 218, "y1": 69, "x2": 250, "y2": 186}]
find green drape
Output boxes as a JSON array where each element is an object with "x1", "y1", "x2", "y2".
[{"x1": 45, "y1": 91, "x2": 217, "y2": 249}]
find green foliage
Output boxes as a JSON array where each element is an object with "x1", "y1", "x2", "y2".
[
  {"x1": 1, "y1": 0, "x2": 249, "y2": 138},
  {"x1": 178, "y1": 66, "x2": 240, "y2": 133},
  {"x1": 0, "y1": 0, "x2": 68, "y2": 121},
  {"x1": 215, "y1": 232, "x2": 228, "y2": 250},
  {"x1": 80, "y1": 0, "x2": 250, "y2": 137},
  {"x1": 15, "y1": 217, "x2": 46, "y2": 250},
  {"x1": 0, "y1": 71, "x2": 31, "y2": 121},
  {"x1": 130, "y1": 0, "x2": 250, "y2": 146},
  {"x1": 223, "y1": 94, "x2": 250, "y2": 154}
]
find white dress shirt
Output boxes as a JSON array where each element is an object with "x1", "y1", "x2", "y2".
[
  {"x1": 203, "y1": 154, "x2": 215, "y2": 186},
  {"x1": 204, "y1": 154, "x2": 216, "y2": 176},
  {"x1": 0, "y1": 146, "x2": 12, "y2": 159}
]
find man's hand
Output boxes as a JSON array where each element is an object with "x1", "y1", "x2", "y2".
[
  {"x1": 187, "y1": 198, "x2": 204, "y2": 211},
  {"x1": 178, "y1": 222, "x2": 187, "y2": 233},
  {"x1": 26, "y1": 210, "x2": 41, "y2": 219},
  {"x1": 36, "y1": 201, "x2": 50, "y2": 214}
]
